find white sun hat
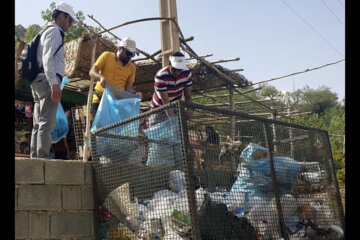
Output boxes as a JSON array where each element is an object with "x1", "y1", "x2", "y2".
[
  {"x1": 53, "y1": 2, "x2": 78, "y2": 24},
  {"x1": 169, "y1": 55, "x2": 188, "y2": 70},
  {"x1": 119, "y1": 37, "x2": 139, "y2": 55}
]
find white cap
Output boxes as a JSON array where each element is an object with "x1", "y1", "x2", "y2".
[
  {"x1": 53, "y1": 2, "x2": 78, "y2": 24},
  {"x1": 169, "y1": 55, "x2": 188, "y2": 70},
  {"x1": 119, "y1": 37, "x2": 139, "y2": 55}
]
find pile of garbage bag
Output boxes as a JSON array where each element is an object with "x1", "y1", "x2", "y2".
[
  {"x1": 97, "y1": 143, "x2": 344, "y2": 239},
  {"x1": 143, "y1": 116, "x2": 183, "y2": 167},
  {"x1": 90, "y1": 85, "x2": 141, "y2": 161},
  {"x1": 98, "y1": 174, "x2": 343, "y2": 239}
]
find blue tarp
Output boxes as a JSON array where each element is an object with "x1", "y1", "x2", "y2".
[
  {"x1": 51, "y1": 77, "x2": 70, "y2": 143},
  {"x1": 143, "y1": 116, "x2": 183, "y2": 167},
  {"x1": 90, "y1": 85, "x2": 141, "y2": 161},
  {"x1": 230, "y1": 143, "x2": 302, "y2": 198}
]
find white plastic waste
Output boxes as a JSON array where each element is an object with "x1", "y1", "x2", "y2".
[
  {"x1": 146, "y1": 196, "x2": 175, "y2": 219},
  {"x1": 169, "y1": 170, "x2": 186, "y2": 193},
  {"x1": 270, "y1": 194, "x2": 298, "y2": 216},
  {"x1": 308, "y1": 201, "x2": 334, "y2": 228},
  {"x1": 172, "y1": 187, "x2": 206, "y2": 214},
  {"x1": 104, "y1": 183, "x2": 139, "y2": 220},
  {"x1": 163, "y1": 227, "x2": 183, "y2": 240}
]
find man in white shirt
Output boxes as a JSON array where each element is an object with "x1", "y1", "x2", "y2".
[{"x1": 30, "y1": 2, "x2": 77, "y2": 158}]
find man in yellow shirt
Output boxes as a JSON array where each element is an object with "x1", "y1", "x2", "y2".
[{"x1": 89, "y1": 37, "x2": 142, "y2": 119}]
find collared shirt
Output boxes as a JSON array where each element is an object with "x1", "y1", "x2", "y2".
[
  {"x1": 150, "y1": 66, "x2": 193, "y2": 109},
  {"x1": 92, "y1": 51, "x2": 136, "y2": 103},
  {"x1": 37, "y1": 22, "x2": 65, "y2": 86}
]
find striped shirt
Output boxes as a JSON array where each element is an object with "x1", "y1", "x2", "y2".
[
  {"x1": 150, "y1": 66, "x2": 193, "y2": 108},
  {"x1": 37, "y1": 22, "x2": 65, "y2": 86}
]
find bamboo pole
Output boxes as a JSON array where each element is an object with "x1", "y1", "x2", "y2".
[
  {"x1": 173, "y1": 23, "x2": 286, "y2": 117},
  {"x1": 82, "y1": 36, "x2": 98, "y2": 162},
  {"x1": 209, "y1": 57, "x2": 240, "y2": 64},
  {"x1": 203, "y1": 99, "x2": 275, "y2": 107},
  {"x1": 249, "y1": 59, "x2": 345, "y2": 86},
  {"x1": 85, "y1": 15, "x2": 290, "y2": 120},
  {"x1": 229, "y1": 87, "x2": 235, "y2": 139},
  {"x1": 87, "y1": 15, "x2": 162, "y2": 65},
  {"x1": 192, "y1": 87, "x2": 262, "y2": 100},
  {"x1": 133, "y1": 36, "x2": 194, "y2": 63},
  {"x1": 271, "y1": 109, "x2": 278, "y2": 152},
  {"x1": 186, "y1": 53, "x2": 213, "y2": 60},
  {"x1": 285, "y1": 92, "x2": 294, "y2": 158}
]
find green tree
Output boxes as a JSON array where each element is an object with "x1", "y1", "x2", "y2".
[
  {"x1": 332, "y1": 149, "x2": 345, "y2": 187},
  {"x1": 23, "y1": 25, "x2": 40, "y2": 42},
  {"x1": 301, "y1": 85, "x2": 338, "y2": 114},
  {"x1": 259, "y1": 84, "x2": 283, "y2": 100},
  {"x1": 40, "y1": 2, "x2": 116, "y2": 44}
]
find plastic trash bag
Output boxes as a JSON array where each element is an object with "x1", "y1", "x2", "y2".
[
  {"x1": 143, "y1": 116, "x2": 182, "y2": 167},
  {"x1": 51, "y1": 77, "x2": 69, "y2": 143},
  {"x1": 91, "y1": 85, "x2": 140, "y2": 129},
  {"x1": 90, "y1": 85, "x2": 141, "y2": 161},
  {"x1": 169, "y1": 170, "x2": 186, "y2": 193},
  {"x1": 231, "y1": 143, "x2": 302, "y2": 197}
]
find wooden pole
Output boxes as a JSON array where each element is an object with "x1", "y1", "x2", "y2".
[
  {"x1": 87, "y1": 15, "x2": 162, "y2": 65},
  {"x1": 229, "y1": 87, "x2": 235, "y2": 139},
  {"x1": 285, "y1": 92, "x2": 294, "y2": 158},
  {"x1": 263, "y1": 123, "x2": 288, "y2": 240},
  {"x1": 133, "y1": 36, "x2": 194, "y2": 63},
  {"x1": 271, "y1": 109, "x2": 278, "y2": 152},
  {"x1": 209, "y1": 57, "x2": 240, "y2": 64},
  {"x1": 159, "y1": 0, "x2": 180, "y2": 67},
  {"x1": 82, "y1": 37, "x2": 98, "y2": 162},
  {"x1": 229, "y1": 87, "x2": 236, "y2": 172}
]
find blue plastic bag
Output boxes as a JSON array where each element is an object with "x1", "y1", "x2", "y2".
[
  {"x1": 51, "y1": 77, "x2": 70, "y2": 143},
  {"x1": 90, "y1": 85, "x2": 141, "y2": 161},
  {"x1": 230, "y1": 143, "x2": 302, "y2": 197},
  {"x1": 143, "y1": 116, "x2": 183, "y2": 167},
  {"x1": 91, "y1": 85, "x2": 140, "y2": 130}
]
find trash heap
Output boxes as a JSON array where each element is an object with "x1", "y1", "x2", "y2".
[{"x1": 96, "y1": 142, "x2": 344, "y2": 240}]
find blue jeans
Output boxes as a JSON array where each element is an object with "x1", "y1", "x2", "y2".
[{"x1": 30, "y1": 74, "x2": 60, "y2": 158}]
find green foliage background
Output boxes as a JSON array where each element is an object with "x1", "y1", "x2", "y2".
[{"x1": 194, "y1": 84, "x2": 345, "y2": 187}]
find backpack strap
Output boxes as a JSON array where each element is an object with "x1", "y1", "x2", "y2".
[
  {"x1": 54, "y1": 29, "x2": 65, "y2": 56},
  {"x1": 38, "y1": 26, "x2": 65, "y2": 72},
  {"x1": 41, "y1": 25, "x2": 64, "y2": 57}
]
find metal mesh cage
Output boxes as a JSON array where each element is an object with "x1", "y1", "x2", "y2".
[
  {"x1": 91, "y1": 101, "x2": 344, "y2": 240},
  {"x1": 71, "y1": 106, "x2": 87, "y2": 160}
]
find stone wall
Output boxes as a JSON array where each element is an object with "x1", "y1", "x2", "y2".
[{"x1": 15, "y1": 158, "x2": 97, "y2": 240}]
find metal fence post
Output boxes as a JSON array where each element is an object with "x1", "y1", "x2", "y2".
[
  {"x1": 263, "y1": 122, "x2": 288, "y2": 240},
  {"x1": 90, "y1": 132, "x2": 98, "y2": 162},
  {"x1": 323, "y1": 131, "x2": 346, "y2": 231},
  {"x1": 177, "y1": 101, "x2": 201, "y2": 240}
]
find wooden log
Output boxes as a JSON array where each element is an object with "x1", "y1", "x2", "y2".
[
  {"x1": 209, "y1": 57, "x2": 240, "y2": 64},
  {"x1": 82, "y1": 36, "x2": 98, "y2": 162},
  {"x1": 88, "y1": 15, "x2": 162, "y2": 64}
]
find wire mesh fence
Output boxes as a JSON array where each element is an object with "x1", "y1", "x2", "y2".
[
  {"x1": 90, "y1": 101, "x2": 344, "y2": 240},
  {"x1": 71, "y1": 106, "x2": 87, "y2": 160}
]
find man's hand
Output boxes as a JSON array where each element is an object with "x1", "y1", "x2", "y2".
[
  {"x1": 135, "y1": 91, "x2": 143, "y2": 99},
  {"x1": 51, "y1": 84, "x2": 62, "y2": 102},
  {"x1": 100, "y1": 77, "x2": 107, "y2": 87},
  {"x1": 166, "y1": 109, "x2": 175, "y2": 117},
  {"x1": 185, "y1": 109, "x2": 194, "y2": 119}
]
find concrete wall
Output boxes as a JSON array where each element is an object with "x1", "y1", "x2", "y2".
[{"x1": 15, "y1": 158, "x2": 97, "y2": 240}]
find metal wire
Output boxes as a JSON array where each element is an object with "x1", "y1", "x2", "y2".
[
  {"x1": 71, "y1": 106, "x2": 86, "y2": 160},
  {"x1": 91, "y1": 100, "x2": 344, "y2": 240}
]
